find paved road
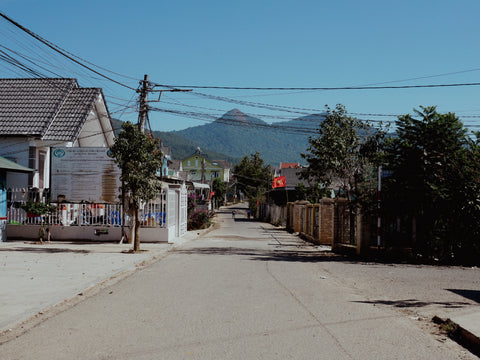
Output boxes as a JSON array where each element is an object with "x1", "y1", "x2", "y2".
[{"x1": 1, "y1": 205, "x2": 477, "y2": 359}]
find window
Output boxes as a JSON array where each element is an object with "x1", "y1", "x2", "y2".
[
  {"x1": 187, "y1": 160, "x2": 191, "y2": 166},
  {"x1": 212, "y1": 171, "x2": 219, "y2": 178},
  {"x1": 190, "y1": 170, "x2": 197, "y2": 175}
]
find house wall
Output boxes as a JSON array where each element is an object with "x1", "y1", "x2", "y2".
[
  {"x1": 95, "y1": 94, "x2": 115, "y2": 147},
  {"x1": 1, "y1": 139, "x2": 30, "y2": 189},
  {"x1": 182, "y1": 155, "x2": 225, "y2": 183},
  {"x1": 76, "y1": 110, "x2": 109, "y2": 147},
  {"x1": 223, "y1": 168, "x2": 230, "y2": 182},
  {"x1": 6, "y1": 225, "x2": 173, "y2": 243}
]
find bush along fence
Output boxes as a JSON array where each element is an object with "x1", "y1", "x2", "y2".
[{"x1": 259, "y1": 199, "x2": 376, "y2": 255}]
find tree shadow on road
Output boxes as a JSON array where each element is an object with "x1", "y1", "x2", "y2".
[
  {"x1": 175, "y1": 246, "x2": 349, "y2": 263},
  {"x1": 0, "y1": 246, "x2": 91, "y2": 254},
  {"x1": 352, "y1": 298, "x2": 470, "y2": 309}
]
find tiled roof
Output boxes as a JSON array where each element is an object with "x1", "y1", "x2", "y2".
[
  {"x1": 0, "y1": 78, "x2": 101, "y2": 141},
  {"x1": 43, "y1": 88, "x2": 100, "y2": 141},
  {"x1": 169, "y1": 159, "x2": 182, "y2": 170},
  {"x1": 280, "y1": 162, "x2": 301, "y2": 169}
]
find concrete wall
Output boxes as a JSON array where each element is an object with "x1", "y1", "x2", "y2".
[
  {"x1": 318, "y1": 199, "x2": 334, "y2": 244},
  {"x1": 261, "y1": 199, "x2": 372, "y2": 254},
  {"x1": 6, "y1": 225, "x2": 171, "y2": 243}
]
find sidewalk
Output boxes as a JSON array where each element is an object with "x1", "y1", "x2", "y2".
[{"x1": 0, "y1": 228, "x2": 206, "y2": 338}]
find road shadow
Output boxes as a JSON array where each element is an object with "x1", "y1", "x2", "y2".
[
  {"x1": 447, "y1": 289, "x2": 480, "y2": 304},
  {"x1": 0, "y1": 246, "x2": 91, "y2": 254},
  {"x1": 351, "y1": 298, "x2": 470, "y2": 309},
  {"x1": 175, "y1": 246, "x2": 348, "y2": 263}
]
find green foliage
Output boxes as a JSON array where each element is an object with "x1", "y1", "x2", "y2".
[
  {"x1": 109, "y1": 122, "x2": 163, "y2": 251},
  {"x1": 382, "y1": 106, "x2": 480, "y2": 263},
  {"x1": 301, "y1": 104, "x2": 385, "y2": 203},
  {"x1": 294, "y1": 183, "x2": 330, "y2": 203},
  {"x1": 188, "y1": 209, "x2": 215, "y2": 230},
  {"x1": 110, "y1": 122, "x2": 163, "y2": 204},
  {"x1": 20, "y1": 200, "x2": 56, "y2": 216},
  {"x1": 212, "y1": 177, "x2": 227, "y2": 207},
  {"x1": 187, "y1": 193, "x2": 215, "y2": 230},
  {"x1": 233, "y1": 152, "x2": 272, "y2": 200}
]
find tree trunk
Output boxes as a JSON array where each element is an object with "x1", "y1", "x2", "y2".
[
  {"x1": 128, "y1": 209, "x2": 135, "y2": 245},
  {"x1": 134, "y1": 206, "x2": 141, "y2": 252}
]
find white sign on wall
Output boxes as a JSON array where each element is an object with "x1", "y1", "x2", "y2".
[{"x1": 51, "y1": 147, "x2": 121, "y2": 203}]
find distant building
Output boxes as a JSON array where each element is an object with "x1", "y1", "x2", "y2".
[
  {"x1": 280, "y1": 162, "x2": 301, "y2": 169},
  {"x1": 273, "y1": 163, "x2": 309, "y2": 189},
  {"x1": 181, "y1": 148, "x2": 231, "y2": 183},
  {"x1": 159, "y1": 140, "x2": 172, "y2": 177}
]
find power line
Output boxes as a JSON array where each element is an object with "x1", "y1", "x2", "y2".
[
  {"x1": 0, "y1": 11, "x2": 137, "y2": 91},
  {"x1": 153, "y1": 82, "x2": 480, "y2": 91}
]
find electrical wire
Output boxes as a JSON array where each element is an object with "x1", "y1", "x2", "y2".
[
  {"x1": 153, "y1": 82, "x2": 480, "y2": 91},
  {"x1": 0, "y1": 11, "x2": 137, "y2": 91}
]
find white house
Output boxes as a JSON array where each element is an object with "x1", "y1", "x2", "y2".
[{"x1": 0, "y1": 78, "x2": 115, "y2": 190}]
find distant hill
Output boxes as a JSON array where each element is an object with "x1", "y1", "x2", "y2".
[{"x1": 171, "y1": 109, "x2": 324, "y2": 166}]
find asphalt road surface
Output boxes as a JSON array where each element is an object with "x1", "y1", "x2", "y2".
[{"x1": 1, "y1": 204, "x2": 478, "y2": 359}]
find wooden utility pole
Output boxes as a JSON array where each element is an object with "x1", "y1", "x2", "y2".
[{"x1": 138, "y1": 74, "x2": 149, "y2": 133}]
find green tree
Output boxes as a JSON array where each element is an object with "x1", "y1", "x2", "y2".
[
  {"x1": 109, "y1": 122, "x2": 163, "y2": 252},
  {"x1": 301, "y1": 104, "x2": 384, "y2": 202},
  {"x1": 212, "y1": 177, "x2": 227, "y2": 207},
  {"x1": 294, "y1": 182, "x2": 330, "y2": 203},
  {"x1": 382, "y1": 106, "x2": 480, "y2": 263},
  {"x1": 233, "y1": 151, "x2": 272, "y2": 212}
]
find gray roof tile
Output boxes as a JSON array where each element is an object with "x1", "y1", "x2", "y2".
[{"x1": 0, "y1": 78, "x2": 102, "y2": 141}]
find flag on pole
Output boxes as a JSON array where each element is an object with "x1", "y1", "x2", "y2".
[{"x1": 272, "y1": 175, "x2": 287, "y2": 188}]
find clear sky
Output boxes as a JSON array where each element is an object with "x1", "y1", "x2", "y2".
[{"x1": 1, "y1": 0, "x2": 480, "y2": 132}]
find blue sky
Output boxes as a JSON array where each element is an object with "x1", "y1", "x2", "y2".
[{"x1": 1, "y1": 0, "x2": 480, "y2": 131}]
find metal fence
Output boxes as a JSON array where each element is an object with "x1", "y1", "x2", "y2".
[{"x1": 6, "y1": 188, "x2": 167, "y2": 228}]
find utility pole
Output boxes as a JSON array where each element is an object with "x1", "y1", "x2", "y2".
[
  {"x1": 137, "y1": 74, "x2": 150, "y2": 133},
  {"x1": 201, "y1": 157, "x2": 206, "y2": 184}
]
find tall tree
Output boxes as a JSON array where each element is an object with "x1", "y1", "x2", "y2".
[
  {"x1": 301, "y1": 104, "x2": 384, "y2": 202},
  {"x1": 109, "y1": 122, "x2": 163, "y2": 252},
  {"x1": 233, "y1": 152, "x2": 272, "y2": 212},
  {"x1": 212, "y1": 177, "x2": 227, "y2": 207},
  {"x1": 382, "y1": 106, "x2": 480, "y2": 262}
]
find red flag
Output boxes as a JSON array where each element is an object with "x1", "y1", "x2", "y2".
[{"x1": 272, "y1": 175, "x2": 287, "y2": 188}]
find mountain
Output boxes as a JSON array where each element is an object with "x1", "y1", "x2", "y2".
[
  {"x1": 171, "y1": 109, "x2": 324, "y2": 166},
  {"x1": 111, "y1": 109, "x2": 325, "y2": 166}
]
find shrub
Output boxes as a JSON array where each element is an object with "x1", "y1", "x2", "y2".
[{"x1": 188, "y1": 209, "x2": 215, "y2": 230}]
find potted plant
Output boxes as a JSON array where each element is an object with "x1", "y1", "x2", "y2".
[{"x1": 20, "y1": 200, "x2": 56, "y2": 243}]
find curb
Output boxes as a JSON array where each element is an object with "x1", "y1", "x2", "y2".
[{"x1": 433, "y1": 316, "x2": 480, "y2": 357}]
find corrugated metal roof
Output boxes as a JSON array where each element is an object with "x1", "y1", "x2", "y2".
[
  {"x1": 0, "y1": 78, "x2": 101, "y2": 141},
  {"x1": 0, "y1": 156, "x2": 34, "y2": 173}
]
